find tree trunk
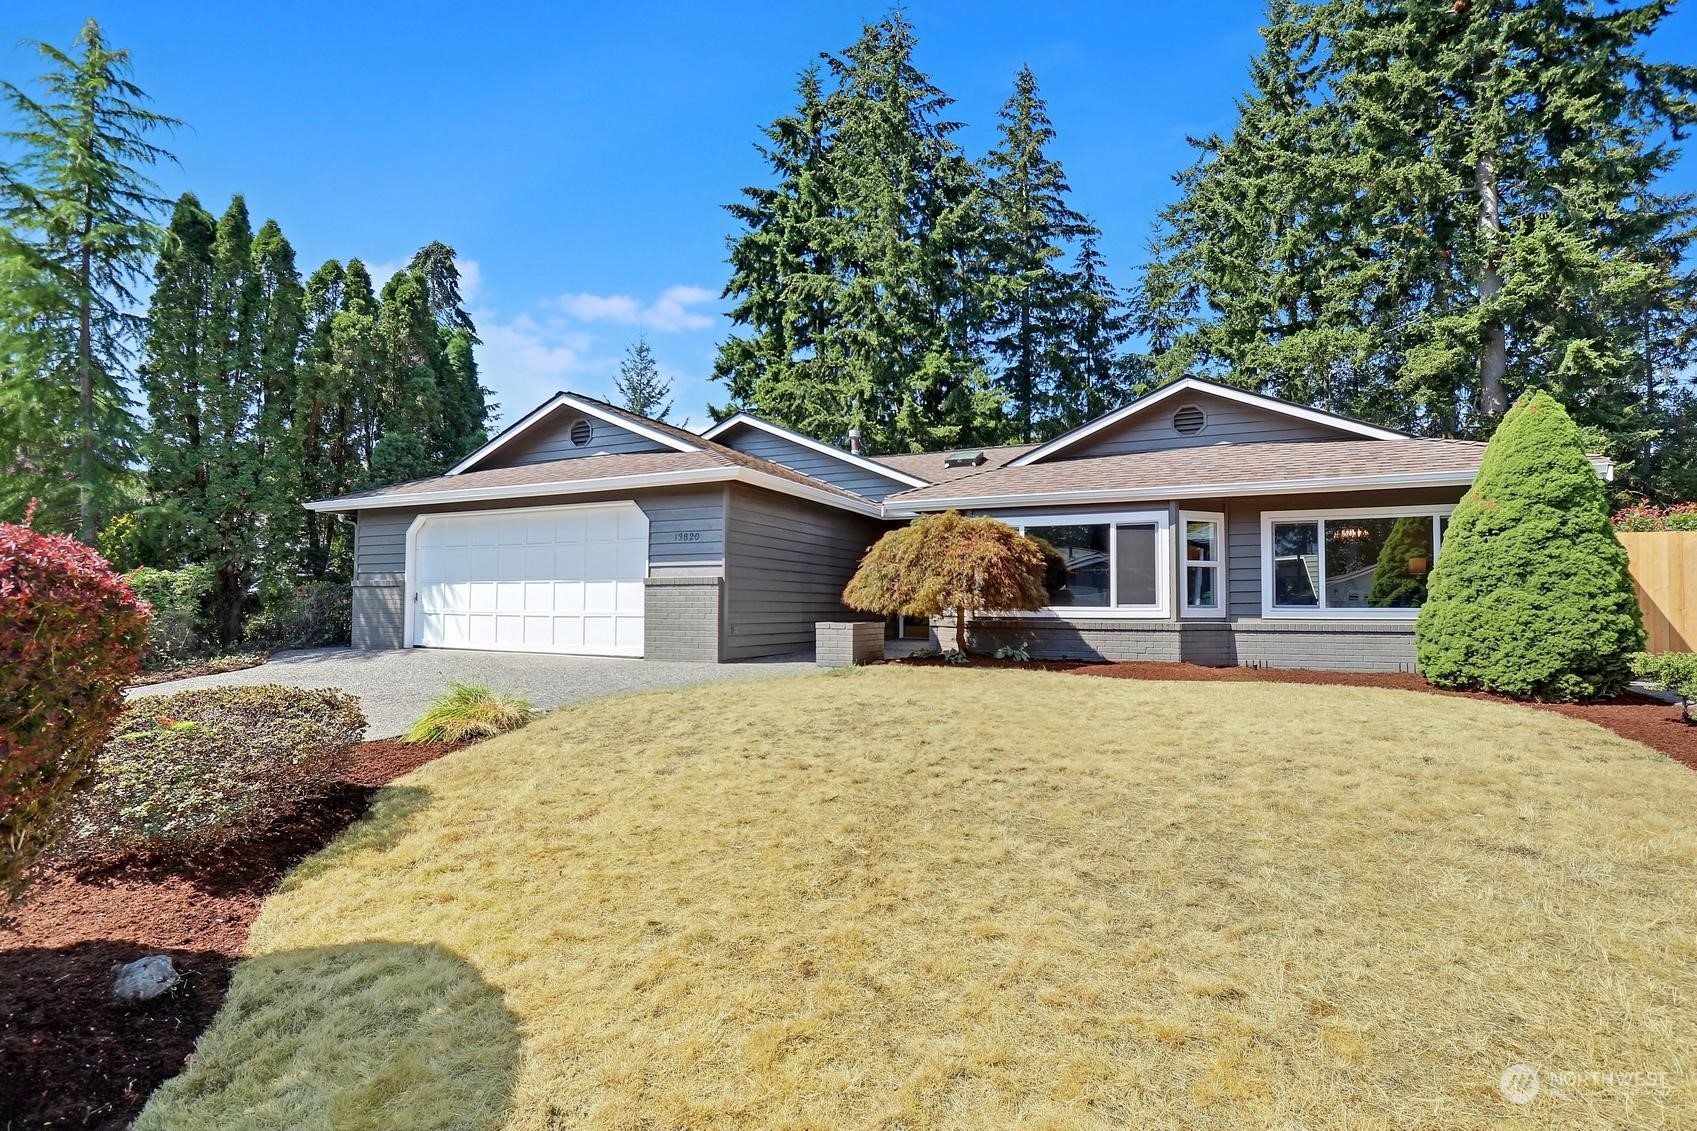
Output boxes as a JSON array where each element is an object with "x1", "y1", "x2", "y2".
[
  {"x1": 78, "y1": 198, "x2": 96, "y2": 543},
  {"x1": 1475, "y1": 152, "x2": 1508, "y2": 416},
  {"x1": 953, "y1": 606, "x2": 967, "y2": 654}
]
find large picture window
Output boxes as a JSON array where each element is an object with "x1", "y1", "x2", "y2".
[
  {"x1": 1009, "y1": 511, "x2": 1170, "y2": 617},
  {"x1": 1262, "y1": 506, "x2": 1452, "y2": 618}
]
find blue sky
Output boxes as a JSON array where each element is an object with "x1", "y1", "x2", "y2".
[{"x1": 9, "y1": 2, "x2": 1697, "y2": 430}]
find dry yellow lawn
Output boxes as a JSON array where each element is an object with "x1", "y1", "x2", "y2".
[{"x1": 139, "y1": 667, "x2": 1697, "y2": 1130}]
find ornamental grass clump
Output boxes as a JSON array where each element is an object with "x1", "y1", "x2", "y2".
[
  {"x1": 406, "y1": 684, "x2": 536, "y2": 743},
  {"x1": 843, "y1": 511, "x2": 1049, "y2": 654},
  {"x1": 1, "y1": 514, "x2": 148, "y2": 895},
  {"x1": 58, "y1": 685, "x2": 365, "y2": 861},
  {"x1": 1416, "y1": 390, "x2": 1644, "y2": 700}
]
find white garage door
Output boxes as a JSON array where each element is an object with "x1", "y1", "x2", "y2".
[{"x1": 412, "y1": 503, "x2": 648, "y2": 656}]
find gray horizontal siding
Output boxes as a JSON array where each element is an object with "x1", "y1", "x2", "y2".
[
  {"x1": 481, "y1": 408, "x2": 666, "y2": 468},
  {"x1": 719, "y1": 426, "x2": 910, "y2": 501},
  {"x1": 1072, "y1": 392, "x2": 1352, "y2": 457},
  {"x1": 962, "y1": 617, "x2": 1419, "y2": 671},
  {"x1": 353, "y1": 486, "x2": 727, "y2": 583},
  {"x1": 723, "y1": 484, "x2": 885, "y2": 660}
]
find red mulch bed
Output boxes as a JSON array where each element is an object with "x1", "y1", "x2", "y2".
[
  {"x1": 0, "y1": 737, "x2": 467, "y2": 1130},
  {"x1": 894, "y1": 655, "x2": 1697, "y2": 771}
]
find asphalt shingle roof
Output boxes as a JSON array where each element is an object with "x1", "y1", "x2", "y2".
[{"x1": 881, "y1": 438, "x2": 1491, "y2": 506}]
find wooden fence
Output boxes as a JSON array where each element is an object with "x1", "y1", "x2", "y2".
[{"x1": 1618, "y1": 531, "x2": 1696, "y2": 652}]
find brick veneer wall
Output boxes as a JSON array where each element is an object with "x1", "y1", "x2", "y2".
[
  {"x1": 955, "y1": 617, "x2": 1418, "y2": 672},
  {"x1": 644, "y1": 576, "x2": 724, "y2": 662}
]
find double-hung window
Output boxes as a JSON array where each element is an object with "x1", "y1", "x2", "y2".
[
  {"x1": 1006, "y1": 511, "x2": 1171, "y2": 618},
  {"x1": 1261, "y1": 505, "x2": 1454, "y2": 618},
  {"x1": 1180, "y1": 511, "x2": 1226, "y2": 617}
]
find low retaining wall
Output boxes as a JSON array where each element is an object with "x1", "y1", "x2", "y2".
[{"x1": 947, "y1": 617, "x2": 1418, "y2": 672}]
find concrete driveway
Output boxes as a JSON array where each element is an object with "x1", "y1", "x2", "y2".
[{"x1": 130, "y1": 647, "x2": 819, "y2": 738}]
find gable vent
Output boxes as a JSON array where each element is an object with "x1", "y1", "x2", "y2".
[
  {"x1": 1171, "y1": 405, "x2": 1207, "y2": 436},
  {"x1": 568, "y1": 417, "x2": 594, "y2": 447}
]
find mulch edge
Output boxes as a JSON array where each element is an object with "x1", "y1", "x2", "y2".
[{"x1": 0, "y1": 734, "x2": 470, "y2": 1130}]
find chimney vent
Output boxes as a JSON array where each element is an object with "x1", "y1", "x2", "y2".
[{"x1": 847, "y1": 427, "x2": 861, "y2": 455}]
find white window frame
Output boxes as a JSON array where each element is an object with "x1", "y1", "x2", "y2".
[
  {"x1": 1259, "y1": 503, "x2": 1455, "y2": 620},
  {"x1": 1179, "y1": 510, "x2": 1227, "y2": 619},
  {"x1": 999, "y1": 510, "x2": 1171, "y2": 619}
]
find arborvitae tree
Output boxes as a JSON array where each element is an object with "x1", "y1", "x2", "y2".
[
  {"x1": 137, "y1": 193, "x2": 218, "y2": 559},
  {"x1": 0, "y1": 20, "x2": 178, "y2": 538},
  {"x1": 440, "y1": 330, "x2": 488, "y2": 461},
  {"x1": 981, "y1": 66, "x2": 1095, "y2": 442},
  {"x1": 376, "y1": 270, "x2": 445, "y2": 479},
  {"x1": 291, "y1": 258, "x2": 354, "y2": 580},
  {"x1": 337, "y1": 259, "x2": 386, "y2": 474},
  {"x1": 614, "y1": 335, "x2": 673, "y2": 421},
  {"x1": 1136, "y1": 0, "x2": 1697, "y2": 495},
  {"x1": 249, "y1": 218, "x2": 304, "y2": 585},
  {"x1": 1416, "y1": 391, "x2": 1644, "y2": 700}
]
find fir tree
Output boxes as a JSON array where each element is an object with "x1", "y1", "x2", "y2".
[
  {"x1": 0, "y1": 19, "x2": 178, "y2": 538},
  {"x1": 614, "y1": 335, "x2": 673, "y2": 421},
  {"x1": 713, "y1": 66, "x2": 847, "y2": 437},
  {"x1": 407, "y1": 240, "x2": 479, "y2": 342},
  {"x1": 376, "y1": 269, "x2": 445, "y2": 479},
  {"x1": 1136, "y1": 0, "x2": 1697, "y2": 496},
  {"x1": 981, "y1": 66, "x2": 1095, "y2": 441},
  {"x1": 1062, "y1": 233, "x2": 1137, "y2": 428}
]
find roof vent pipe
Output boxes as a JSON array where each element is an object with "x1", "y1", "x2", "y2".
[{"x1": 847, "y1": 427, "x2": 861, "y2": 455}]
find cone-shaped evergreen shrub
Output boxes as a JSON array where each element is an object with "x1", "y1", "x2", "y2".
[{"x1": 1416, "y1": 391, "x2": 1643, "y2": 700}]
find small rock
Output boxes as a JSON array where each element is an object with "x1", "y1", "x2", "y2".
[{"x1": 111, "y1": 955, "x2": 180, "y2": 1003}]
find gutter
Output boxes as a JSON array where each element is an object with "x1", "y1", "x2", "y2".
[{"x1": 305, "y1": 466, "x2": 884, "y2": 519}]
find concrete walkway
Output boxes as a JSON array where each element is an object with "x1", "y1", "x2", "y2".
[{"x1": 130, "y1": 647, "x2": 819, "y2": 738}]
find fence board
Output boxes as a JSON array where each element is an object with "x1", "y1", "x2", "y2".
[{"x1": 1618, "y1": 531, "x2": 1696, "y2": 653}]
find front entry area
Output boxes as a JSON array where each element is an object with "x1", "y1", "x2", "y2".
[{"x1": 410, "y1": 502, "x2": 648, "y2": 656}]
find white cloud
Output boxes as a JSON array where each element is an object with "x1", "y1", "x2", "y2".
[{"x1": 552, "y1": 284, "x2": 717, "y2": 333}]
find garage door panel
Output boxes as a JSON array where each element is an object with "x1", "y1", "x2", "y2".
[{"x1": 414, "y1": 503, "x2": 647, "y2": 657}]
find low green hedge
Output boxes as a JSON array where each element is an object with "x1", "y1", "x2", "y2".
[{"x1": 57, "y1": 685, "x2": 366, "y2": 861}]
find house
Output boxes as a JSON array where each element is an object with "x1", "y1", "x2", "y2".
[{"x1": 304, "y1": 377, "x2": 1612, "y2": 671}]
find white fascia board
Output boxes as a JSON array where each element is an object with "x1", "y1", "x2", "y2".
[
  {"x1": 447, "y1": 391, "x2": 700, "y2": 476},
  {"x1": 304, "y1": 465, "x2": 883, "y2": 519},
  {"x1": 880, "y1": 469, "x2": 1482, "y2": 517},
  {"x1": 305, "y1": 467, "x2": 741, "y2": 512},
  {"x1": 702, "y1": 413, "x2": 932, "y2": 488},
  {"x1": 1008, "y1": 377, "x2": 1408, "y2": 468}
]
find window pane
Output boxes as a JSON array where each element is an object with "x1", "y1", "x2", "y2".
[
  {"x1": 1185, "y1": 520, "x2": 1218, "y2": 564},
  {"x1": 1027, "y1": 524, "x2": 1110, "y2": 606},
  {"x1": 1187, "y1": 565, "x2": 1218, "y2": 608},
  {"x1": 1115, "y1": 523, "x2": 1159, "y2": 607},
  {"x1": 1324, "y1": 515, "x2": 1434, "y2": 610},
  {"x1": 1272, "y1": 522, "x2": 1320, "y2": 607}
]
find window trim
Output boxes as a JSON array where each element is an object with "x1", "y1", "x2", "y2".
[
  {"x1": 1179, "y1": 510, "x2": 1227, "y2": 619},
  {"x1": 1259, "y1": 503, "x2": 1455, "y2": 620},
  {"x1": 999, "y1": 510, "x2": 1171, "y2": 619}
]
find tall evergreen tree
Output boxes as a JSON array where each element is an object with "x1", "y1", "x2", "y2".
[
  {"x1": 291, "y1": 258, "x2": 356, "y2": 580},
  {"x1": 614, "y1": 335, "x2": 673, "y2": 421},
  {"x1": 981, "y1": 66, "x2": 1096, "y2": 441},
  {"x1": 373, "y1": 269, "x2": 445, "y2": 481},
  {"x1": 1062, "y1": 233, "x2": 1138, "y2": 428},
  {"x1": 407, "y1": 240, "x2": 480, "y2": 342},
  {"x1": 0, "y1": 19, "x2": 178, "y2": 538},
  {"x1": 713, "y1": 66, "x2": 844, "y2": 436},
  {"x1": 249, "y1": 218, "x2": 304, "y2": 585},
  {"x1": 715, "y1": 15, "x2": 999, "y2": 452},
  {"x1": 1136, "y1": 0, "x2": 1697, "y2": 497}
]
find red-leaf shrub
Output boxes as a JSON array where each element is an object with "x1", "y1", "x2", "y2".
[
  {"x1": 1612, "y1": 501, "x2": 1697, "y2": 532},
  {"x1": 0, "y1": 518, "x2": 149, "y2": 894}
]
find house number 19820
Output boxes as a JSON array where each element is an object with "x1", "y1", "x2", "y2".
[{"x1": 672, "y1": 531, "x2": 702, "y2": 542}]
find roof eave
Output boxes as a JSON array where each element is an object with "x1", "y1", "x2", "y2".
[
  {"x1": 881, "y1": 468, "x2": 1483, "y2": 516},
  {"x1": 701, "y1": 412, "x2": 932, "y2": 488}
]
